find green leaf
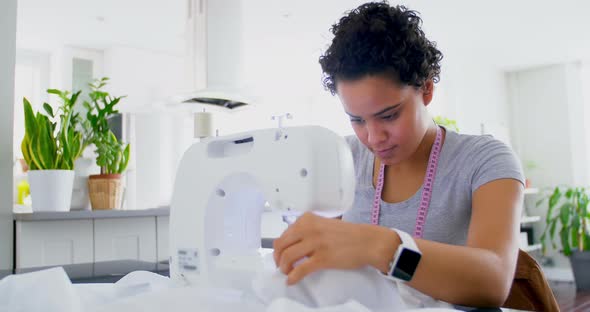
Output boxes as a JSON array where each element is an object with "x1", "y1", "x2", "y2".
[
  {"x1": 21, "y1": 135, "x2": 32, "y2": 168},
  {"x1": 580, "y1": 193, "x2": 589, "y2": 218},
  {"x1": 31, "y1": 130, "x2": 45, "y2": 169},
  {"x1": 584, "y1": 234, "x2": 590, "y2": 251},
  {"x1": 62, "y1": 134, "x2": 71, "y2": 168},
  {"x1": 548, "y1": 218, "x2": 558, "y2": 248},
  {"x1": 560, "y1": 203, "x2": 572, "y2": 225},
  {"x1": 37, "y1": 115, "x2": 56, "y2": 169},
  {"x1": 43, "y1": 103, "x2": 54, "y2": 118},
  {"x1": 546, "y1": 187, "x2": 562, "y2": 223},
  {"x1": 70, "y1": 90, "x2": 81, "y2": 107},
  {"x1": 119, "y1": 144, "x2": 130, "y2": 173},
  {"x1": 549, "y1": 187, "x2": 562, "y2": 208},
  {"x1": 113, "y1": 151, "x2": 121, "y2": 174},
  {"x1": 561, "y1": 228, "x2": 571, "y2": 256},
  {"x1": 83, "y1": 101, "x2": 92, "y2": 111},
  {"x1": 23, "y1": 98, "x2": 38, "y2": 139},
  {"x1": 572, "y1": 216, "x2": 580, "y2": 249}
]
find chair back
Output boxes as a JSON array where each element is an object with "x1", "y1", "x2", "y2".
[{"x1": 503, "y1": 249, "x2": 560, "y2": 312}]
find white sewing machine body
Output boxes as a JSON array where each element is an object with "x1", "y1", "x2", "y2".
[{"x1": 169, "y1": 126, "x2": 355, "y2": 290}]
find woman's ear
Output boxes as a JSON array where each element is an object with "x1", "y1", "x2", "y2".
[{"x1": 422, "y1": 80, "x2": 434, "y2": 106}]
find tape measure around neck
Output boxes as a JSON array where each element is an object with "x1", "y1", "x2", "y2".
[{"x1": 370, "y1": 126, "x2": 443, "y2": 238}]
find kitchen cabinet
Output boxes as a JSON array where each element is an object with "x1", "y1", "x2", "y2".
[
  {"x1": 14, "y1": 207, "x2": 168, "y2": 269},
  {"x1": 16, "y1": 219, "x2": 93, "y2": 268}
]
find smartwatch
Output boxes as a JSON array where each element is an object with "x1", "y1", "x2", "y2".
[{"x1": 386, "y1": 228, "x2": 422, "y2": 282}]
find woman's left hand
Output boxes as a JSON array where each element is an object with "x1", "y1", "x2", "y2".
[{"x1": 272, "y1": 212, "x2": 398, "y2": 285}]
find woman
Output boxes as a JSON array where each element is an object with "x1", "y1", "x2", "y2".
[{"x1": 273, "y1": 2, "x2": 524, "y2": 307}]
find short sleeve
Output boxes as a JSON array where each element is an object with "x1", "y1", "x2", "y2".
[
  {"x1": 470, "y1": 137, "x2": 525, "y2": 193},
  {"x1": 344, "y1": 135, "x2": 369, "y2": 186}
]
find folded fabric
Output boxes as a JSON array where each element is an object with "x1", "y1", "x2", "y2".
[
  {"x1": 395, "y1": 282, "x2": 454, "y2": 310},
  {"x1": 265, "y1": 297, "x2": 372, "y2": 312},
  {"x1": 0, "y1": 267, "x2": 82, "y2": 312},
  {"x1": 252, "y1": 266, "x2": 406, "y2": 312},
  {"x1": 0, "y1": 265, "x2": 457, "y2": 312},
  {"x1": 78, "y1": 270, "x2": 177, "y2": 311},
  {"x1": 89, "y1": 286, "x2": 264, "y2": 312}
]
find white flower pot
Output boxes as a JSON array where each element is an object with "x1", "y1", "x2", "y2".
[
  {"x1": 28, "y1": 170, "x2": 75, "y2": 212},
  {"x1": 70, "y1": 158, "x2": 100, "y2": 210}
]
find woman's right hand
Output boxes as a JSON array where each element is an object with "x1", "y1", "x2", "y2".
[{"x1": 273, "y1": 212, "x2": 399, "y2": 285}]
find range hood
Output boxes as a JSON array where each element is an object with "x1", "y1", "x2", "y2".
[{"x1": 179, "y1": 0, "x2": 251, "y2": 111}]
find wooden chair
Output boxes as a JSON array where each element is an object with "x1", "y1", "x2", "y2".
[{"x1": 503, "y1": 249, "x2": 560, "y2": 311}]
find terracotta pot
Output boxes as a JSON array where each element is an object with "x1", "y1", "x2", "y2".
[{"x1": 88, "y1": 174, "x2": 122, "y2": 210}]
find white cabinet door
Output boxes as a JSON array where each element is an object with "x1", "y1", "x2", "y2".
[
  {"x1": 94, "y1": 217, "x2": 156, "y2": 262},
  {"x1": 16, "y1": 220, "x2": 93, "y2": 269},
  {"x1": 156, "y1": 216, "x2": 169, "y2": 262}
]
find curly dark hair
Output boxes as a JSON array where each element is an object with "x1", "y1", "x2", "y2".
[{"x1": 319, "y1": 2, "x2": 443, "y2": 94}]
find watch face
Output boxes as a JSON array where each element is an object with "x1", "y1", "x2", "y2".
[{"x1": 392, "y1": 248, "x2": 422, "y2": 281}]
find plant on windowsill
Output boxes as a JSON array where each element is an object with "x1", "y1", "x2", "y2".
[
  {"x1": 21, "y1": 90, "x2": 84, "y2": 212},
  {"x1": 523, "y1": 160, "x2": 539, "y2": 189},
  {"x1": 433, "y1": 115, "x2": 459, "y2": 132},
  {"x1": 537, "y1": 186, "x2": 590, "y2": 290},
  {"x1": 84, "y1": 77, "x2": 130, "y2": 210}
]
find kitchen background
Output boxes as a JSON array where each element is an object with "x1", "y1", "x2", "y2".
[{"x1": 2, "y1": 0, "x2": 590, "y2": 280}]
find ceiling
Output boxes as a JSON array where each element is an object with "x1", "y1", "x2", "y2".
[
  {"x1": 15, "y1": 0, "x2": 590, "y2": 70},
  {"x1": 16, "y1": 0, "x2": 186, "y2": 54}
]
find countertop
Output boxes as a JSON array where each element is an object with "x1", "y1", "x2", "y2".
[{"x1": 13, "y1": 206, "x2": 170, "y2": 221}]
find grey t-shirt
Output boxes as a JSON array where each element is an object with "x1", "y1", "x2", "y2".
[{"x1": 342, "y1": 128, "x2": 525, "y2": 246}]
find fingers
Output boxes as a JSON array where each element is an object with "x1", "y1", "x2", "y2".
[
  {"x1": 278, "y1": 239, "x2": 315, "y2": 275},
  {"x1": 273, "y1": 223, "x2": 302, "y2": 265},
  {"x1": 287, "y1": 257, "x2": 322, "y2": 285},
  {"x1": 273, "y1": 212, "x2": 316, "y2": 265}
]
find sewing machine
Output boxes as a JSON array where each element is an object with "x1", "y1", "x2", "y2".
[{"x1": 169, "y1": 126, "x2": 355, "y2": 290}]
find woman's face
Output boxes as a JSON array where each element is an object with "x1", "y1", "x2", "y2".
[{"x1": 337, "y1": 75, "x2": 433, "y2": 165}]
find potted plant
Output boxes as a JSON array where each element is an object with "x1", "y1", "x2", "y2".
[
  {"x1": 84, "y1": 77, "x2": 130, "y2": 210},
  {"x1": 433, "y1": 115, "x2": 459, "y2": 132},
  {"x1": 538, "y1": 186, "x2": 590, "y2": 290},
  {"x1": 21, "y1": 90, "x2": 84, "y2": 212},
  {"x1": 47, "y1": 89, "x2": 98, "y2": 211},
  {"x1": 523, "y1": 160, "x2": 539, "y2": 189}
]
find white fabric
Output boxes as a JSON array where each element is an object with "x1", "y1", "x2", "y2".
[
  {"x1": 0, "y1": 267, "x2": 82, "y2": 312},
  {"x1": 88, "y1": 286, "x2": 264, "y2": 312},
  {"x1": 395, "y1": 282, "x2": 454, "y2": 310},
  {"x1": 252, "y1": 266, "x2": 406, "y2": 312},
  {"x1": 266, "y1": 297, "x2": 372, "y2": 312},
  {"x1": 0, "y1": 266, "x2": 460, "y2": 312}
]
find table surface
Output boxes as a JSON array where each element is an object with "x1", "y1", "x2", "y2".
[
  {"x1": 2, "y1": 260, "x2": 169, "y2": 283},
  {"x1": 550, "y1": 280, "x2": 590, "y2": 311}
]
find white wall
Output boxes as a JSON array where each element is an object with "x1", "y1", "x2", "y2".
[
  {"x1": 508, "y1": 63, "x2": 589, "y2": 267},
  {"x1": 103, "y1": 46, "x2": 187, "y2": 209},
  {"x1": 581, "y1": 60, "x2": 590, "y2": 184},
  {"x1": 508, "y1": 63, "x2": 588, "y2": 191},
  {"x1": 205, "y1": 0, "x2": 513, "y2": 138},
  {"x1": 205, "y1": 0, "x2": 590, "y2": 140},
  {"x1": 104, "y1": 46, "x2": 187, "y2": 111},
  {"x1": 1, "y1": 0, "x2": 18, "y2": 270},
  {"x1": 12, "y1": 50, "x2": 51, "y2": 160}
]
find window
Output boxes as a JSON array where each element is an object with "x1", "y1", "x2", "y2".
[{"x1": 13, "y1": 50, "x2": 50, "y2": 160}]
